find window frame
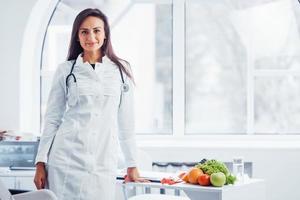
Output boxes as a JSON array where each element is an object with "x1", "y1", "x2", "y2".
[
  {"x1": 183, "y1": 0, "x2": 300, "y2": 136},
  {"x1": 20, "y1": 0, "x2": 300, "y2": 141}
]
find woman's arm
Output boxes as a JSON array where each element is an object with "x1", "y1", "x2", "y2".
[
  {"x1": 118, "y1": 78, "x2": 149, "y2": 182},
  {"x1": 35, "y1": 65, "x2": 67, "y2": 164},
  {"x1": 118, "y1": 78, "x2": 137, "y2": 168}
]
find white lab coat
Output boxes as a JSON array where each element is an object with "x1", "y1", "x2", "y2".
[{"x1": 35, "y1": 54, "x2": 137, "y2": 200}]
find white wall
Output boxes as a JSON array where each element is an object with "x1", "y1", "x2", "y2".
[
  {"x1": 0, "y1": 0, "x2": 37, "y2": 130},
  {"x1": 0, "y1": 0, "x2": 57, "y2": 133}
]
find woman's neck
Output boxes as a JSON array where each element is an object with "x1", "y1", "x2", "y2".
[{"x1": 82, "y1": 51, "x2": 102, "y2": 64}]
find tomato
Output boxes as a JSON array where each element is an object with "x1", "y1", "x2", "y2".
[
  {"x1": 161, "y1": 178, "x2": 167, "y2": 184},
  {"x1": 161, "y1": 178, "x2": 178, "y2": 185},
  {"x1": 198, "y1": 174, "x2": 211, "y2": 186}
]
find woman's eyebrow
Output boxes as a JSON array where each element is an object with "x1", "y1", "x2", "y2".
[
  {"x1": 93, "y1": 26, "x2": 103, "y2": 29},
  {"x1": 79, "y1": 26, "x2": 102, "y2": 30}
]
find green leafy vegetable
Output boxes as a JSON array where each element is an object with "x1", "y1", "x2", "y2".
[
  {"x1": 196, "y1": 159, "x2": 230, "y2": 176},
  {"x1": 226, "y1": 174, "x2": 236, "y2": 185},
  {"x1": 195, "y1": 159, "x2": 236, "y2": 185}
]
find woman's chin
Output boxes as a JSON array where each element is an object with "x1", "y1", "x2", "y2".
[{"x1": 84, "y1": 46, "x2": 101, "y2": 52}]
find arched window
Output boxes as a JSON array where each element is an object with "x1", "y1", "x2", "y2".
[{"x1": 40, "y1": 0, "x2": 173, "y2": 135}]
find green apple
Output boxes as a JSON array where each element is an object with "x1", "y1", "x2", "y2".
[{"x1": 210, "y1": 172, "x2": 226, "y2": 187}]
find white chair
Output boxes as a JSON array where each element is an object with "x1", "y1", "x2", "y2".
[
  {"x1": 128, "y1": 194, "x2": 190, "y2": 200},
  {"x1": 0, "y1": 179, "x2": 57, "y2": 200}
]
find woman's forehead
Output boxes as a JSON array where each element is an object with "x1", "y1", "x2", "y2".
[{"x1": 80, "y1": 16, "x2": 104, "y2": 29}]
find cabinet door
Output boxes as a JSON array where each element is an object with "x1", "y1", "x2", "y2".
[
  {"x1": 16, "y1": 177, "x2": 36, "y2": 190},
  {"x1": 0, "y1": 177, "x2": 16, "y2": 189}
]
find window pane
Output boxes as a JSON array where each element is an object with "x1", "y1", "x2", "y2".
[
  {"x1": 112, "y1": 4, "x2": 173, "y2": 134},
  {"x1": 41, "y1": 73, "x2": 54, "y2": 130},
  {"x1": 185, "y1": 2, "x2": 247, "y2": 134},
  {"x1": 255, "y1": 77, "x2": 300, "y2": 134},
  {"x1": 41, "y1": 4, "x2": 74, "y2": 128},
  {"x1": 41, "y1": 2, "x2": 173, "y2": 135},
  {"x1": 246, "y1": 0, "x2": 300, "y2": 70}
]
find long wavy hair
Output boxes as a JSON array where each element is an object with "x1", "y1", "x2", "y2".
[{"x1": 67, "y1": 8, "x2": 133, "y2": 80}]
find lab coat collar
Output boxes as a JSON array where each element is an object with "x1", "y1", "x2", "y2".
[
  {"x1": 75, "y1": 53, "x2": 111, "y2": 67},
  {"x1": 74, "y1": 54, "x2": 102, "y2": 81}
]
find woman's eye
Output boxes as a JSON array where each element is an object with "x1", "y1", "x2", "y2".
[
  {"x1": 94, "y1": 29, "x2": 100, "y2": 33},
  {"x1": 81, "y1": 31, "x2": 87, "y2": 35}
]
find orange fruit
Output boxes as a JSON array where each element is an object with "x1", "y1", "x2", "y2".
[
  {"x1": 188, "y1": 167, "x2": 203, "y2": 184},
  {"x1": 182, "y1": 173, "x2": 189, "y2": 183},
  {"x1": 183, "y1": 173, "x2": 189, "y2": 182},
  {"x1": 178, "y1": 172, "x2": 186, "y2": 179}
]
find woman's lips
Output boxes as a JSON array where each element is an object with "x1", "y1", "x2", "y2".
[{"x1": 86, "y1": 42, "x2": 98, "y2": 46}]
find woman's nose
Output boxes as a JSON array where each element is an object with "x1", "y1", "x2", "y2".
[{"x1": 87, "y1": 32, "x2": 96, "y2": 40}]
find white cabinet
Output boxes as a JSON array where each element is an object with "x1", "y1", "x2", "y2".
[
  {"x1": 1, "y1": 177, "x2": 15, "y2": 189},
  {"x1": 16, "y1": 177, "x2": 36, "y2": 190},
  {"x1": 0, "y1": 170, "x2": 36, "y2": 190}
]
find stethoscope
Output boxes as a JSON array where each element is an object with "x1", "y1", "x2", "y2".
[{"x1": 65, "y1": 59, "x2": 129, "y2": 95}]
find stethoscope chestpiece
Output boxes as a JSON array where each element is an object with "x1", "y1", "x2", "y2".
[{"x1": 121, "y1": 83, "x2": 129, "y2": 92}]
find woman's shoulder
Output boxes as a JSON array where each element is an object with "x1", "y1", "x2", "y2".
[
  {"x1": 105, "y1": 57, "x2": 133, "y2": 80},
  {"x1": 119, "y1": 59, "x2": 133, "y2": 78},
  {"x1": 105, "y1": 56, "x2": 130, "y2": 68},
  {"x1": 119, "y1": 59, "x2": 131, "y2": 69},
  {"x1": 56, "y1": 60, "x2": 74, "y2": 73}
]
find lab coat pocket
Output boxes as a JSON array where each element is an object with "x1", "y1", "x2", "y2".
[
  {"x1": 67, "y1": 82, "x2": 78, "y2": 107},
  {"x1": 78, "y1": 80, "x2": 96, "y2": 96},
  {"x1": 103, "y1": 69, "x2": 121, "y2": 97},
  {"x1": 108, "y1": 133, "x2": 118, "y2": 166},
  {"x1": 103, "y1": 82, "x2": 120, "y2": 97}
]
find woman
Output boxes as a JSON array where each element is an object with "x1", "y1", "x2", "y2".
[{"x1": 34, "y1": 8, "x2": 146, "y2": 200}]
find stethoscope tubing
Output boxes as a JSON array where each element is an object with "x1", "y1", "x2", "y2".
[{"x1": 65, "y1": 59, "x2": 129, "y2": 94}]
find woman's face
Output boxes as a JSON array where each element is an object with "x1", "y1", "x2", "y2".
[{"x1": 78, "y1": 16, "x2": 106, "y2": 53}]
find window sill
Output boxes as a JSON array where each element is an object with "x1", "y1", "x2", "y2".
[{"x1": 136, "y1": 135, "x2": 300, "y2": 149}]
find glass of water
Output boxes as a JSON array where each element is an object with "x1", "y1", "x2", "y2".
[{"x1": 233, "y1": 157, "x2": 244, "y2": 183}]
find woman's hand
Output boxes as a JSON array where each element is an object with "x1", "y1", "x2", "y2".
[
  {"x1": 0, "y1": 130, "x2": 6, "y2": 141},
  {"x1": 124, "y1": 167, "x2": 149, "y2": 183},
  {"x1": 34, "y1": 162, "x2": 47, "y2": 189}
]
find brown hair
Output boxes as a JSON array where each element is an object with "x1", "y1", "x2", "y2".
[{"x1": 67, "y1": 8, "x2": 133, "y2": 80}]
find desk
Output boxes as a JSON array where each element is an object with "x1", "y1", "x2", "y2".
[
  {"x1": 1, "y1": 169, "x2": 266, "y2": 200},
  {"x1": 118, "y1": 171, "x2": 266, "y2": 200}
]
